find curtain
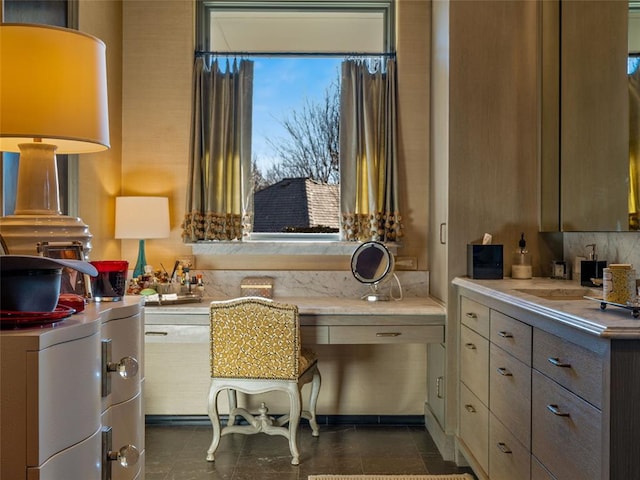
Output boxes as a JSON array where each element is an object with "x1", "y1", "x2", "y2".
[
  {"x1": 339, "y1": 58, "x2": 403, "y2": 242},
  {"x1": 630, "y1": 66, "x2": 640, "y2": 231},
  {"x1": 182, "y1": 57, "x2": 254, "y2": 242}
]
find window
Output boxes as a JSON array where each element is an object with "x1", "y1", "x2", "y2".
[{"x1": 196, "y1": 1, "x2": 394, "y2": 239}]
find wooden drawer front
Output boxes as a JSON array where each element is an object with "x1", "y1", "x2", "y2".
[
  {"x1": 490, "y1": 310, "x2": 532, "y2": 365},
  {"x1": 531, "y1": 371, "x2": 602, "y2": 480},
  {"x1": 460, "y1": 325, "x2": 489, "y2": 405},
  {"x1": 531, "y1": 456, "x2": 557, "y2": 480},
  {"x1": 459, "y1": 383, "x2": 489, "y2": 474},
  {"x1": 29, "y1": 332, "x2": 101, "y2": 467},
  {"x1": 489, "y1": 413, "x2": 531, "y2": 480},
  {"x1": 489, "y1": 344, "x2": 531, "y2": 449},
  {"x1": 329, "y1": 325, "x2": 444, "y2": 344},
  {"x1": 532, "y1": 328, "x2": 603, "y2": 408},
  {"x1": 301, "y1": 325, "x2": 329, "y2": 344},
  {"x1": 103, "y1": 314, "x2": 142, "y2": 408},
  {"x1": 460, "y1": 296, "x2": 490, "y2": 338},
  {"x1": 30, "y1": 427, "x2": 102, "y2": 480}
]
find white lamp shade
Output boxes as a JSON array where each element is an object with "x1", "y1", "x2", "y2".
[
  {"x1": 0, "y1": 24, "x2": 110, "y2": 153},
  {"x1": 115, "y1": 197, "x2": 171, "y2": 240}
]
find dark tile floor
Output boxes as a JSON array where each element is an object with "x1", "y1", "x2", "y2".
[{"x1": 145, "y1": 422, "x2": 476, "y2": 480}]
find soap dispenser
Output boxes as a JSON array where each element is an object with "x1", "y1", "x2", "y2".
[
  {"x1": 580, "y1": 244, "x2": 607, "y2": 287},
  {"x1": 512, "y1": 233, "x2": 532, "y2": 279}
]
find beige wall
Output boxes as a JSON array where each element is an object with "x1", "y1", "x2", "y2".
[{"x1": 81, "y1": 0, "x2": 432, "y2": 272}]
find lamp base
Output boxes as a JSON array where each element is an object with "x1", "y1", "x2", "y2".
[
  {"x1": 0, "y1": 214, "x2": 92, "y2": 256},
  {"x1": 132, "y1": 239, "x2": 147, "y2": 278}
]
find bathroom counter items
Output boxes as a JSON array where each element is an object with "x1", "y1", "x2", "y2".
[{"x1": 452, "y1": 276, "x2": 640, "y2": 338}]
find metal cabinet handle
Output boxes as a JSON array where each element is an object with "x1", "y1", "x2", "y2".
[
  {"x1": 107, "y1": 356, "x2": 139, "y2": 379},
  {"x1": 548, "y1": 357, "x2": 571, "y2": 368},
  {"x1": 464, "y1": 404, "x2": 476, "y2": 413},
  {"x1": 102, "y1": 426, "x2": 140, "y2": 480},
  {"x1": 101, "y1": 339, "x2": 139, "y2": 397},
  {"x1": 547, "y1": 404, "x2": 570, "y2": 417},
  {"x1": 496, "y1": 367, "x2": 512, "y2": 376},
  {"x1": 464, "y1": 343, "x2": 476, "y2": 350},
  {"x1": 497, "y1": 331, "x2": 513, "y2": 338},
  {"x1": 439, "y1": 222, "x2": 447, "y2": 245},
  {"x1": 465, "y1": 312, "x2": 478, "y2": 319},
  {"x1": 436, "y1": 376, "x2": 444, "y2": 399},
  {"x1": 496, "y1": 442, "x2": 512, "y2": 454},
  {"x1": 145, "y1": 331, "x2": 169, "y2": 336},
  {"x1": 376, "y1": 332, "x2": 401, "y2": 337}
]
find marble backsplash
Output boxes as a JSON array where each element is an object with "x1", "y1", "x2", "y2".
[
  {"x1": 196, "y1": 270, "x2": 429, "y2": 299},
  {"x1": 563, "y1": 232, "x2": 640, "y2": 278}
]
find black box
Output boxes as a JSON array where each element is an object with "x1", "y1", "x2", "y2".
[{"x1": 467, "y1": 244, "x2": 504, "y2": 279}]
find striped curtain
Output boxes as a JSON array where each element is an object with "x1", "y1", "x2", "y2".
[
  {"x1": 339, "y1": 58, "x2": 403, "y2": 242},
  {"x1": 182, "y1": 57, "x2": 254, "y2": 242}
]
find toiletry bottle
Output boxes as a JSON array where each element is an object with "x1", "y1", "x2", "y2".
[
  {"x1": 580, "y1": 244, "x2": 607, "y2": 287},
  {"x1": 512, "y1": 233, "x2": 532, "y2": 279}
]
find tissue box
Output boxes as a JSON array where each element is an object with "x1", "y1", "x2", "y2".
[
  {"x1": 240, "y1": 276, "x2": 274, "y2": 298},
  {"x1": 467, "y1": 244, "x2": 503, "y2": 279}
]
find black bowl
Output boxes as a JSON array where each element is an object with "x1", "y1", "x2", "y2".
[{"x1": 1, "y1": 268, "x2": 62, "y2": 312}]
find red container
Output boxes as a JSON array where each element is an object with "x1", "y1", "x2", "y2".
[{"x1": 90, "y1": 261, "x2": 128, "y2": 301}]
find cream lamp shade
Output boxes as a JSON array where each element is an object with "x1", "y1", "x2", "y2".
[
  {"x1": 115, "y1": 197, "x2": 170, "y2": 278},
  {"x1": 0, "y1": 24, "x2": 110, "y2": 255}
]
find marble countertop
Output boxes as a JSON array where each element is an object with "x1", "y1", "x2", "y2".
[
  {"x1": 453, "y1": 277, "x2": 640, "y2": 339},
  {"x1": 143, "y1": 295, "x2": 445, "y2": 321}
]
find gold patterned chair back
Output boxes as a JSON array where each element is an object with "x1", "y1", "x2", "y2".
[{"x1": 210, "y1": 297, "x2": 303, "y2": 380}]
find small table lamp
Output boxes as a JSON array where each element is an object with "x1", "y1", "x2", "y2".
[
  {"x1": 0, "y1": 24, "x2": 110, "y2": 255},
  {"x1": 115, "y1": 197, "x2": 170, "y2": 278}
]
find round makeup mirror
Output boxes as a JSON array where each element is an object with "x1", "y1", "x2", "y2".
[{"x1": 350, "y1": 241, "x2": 395, "y2": 301}]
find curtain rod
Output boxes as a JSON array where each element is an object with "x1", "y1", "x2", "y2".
[{"x1": 195, "y1": 50, "x2": 396, "y2": 58}]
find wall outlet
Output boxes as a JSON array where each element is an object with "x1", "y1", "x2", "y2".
[{"x1": 395, "y1": 256, "x2": 417, "y2": 270}]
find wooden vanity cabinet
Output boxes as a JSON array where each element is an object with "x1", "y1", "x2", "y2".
[{"x1": 456, "y1": 283, "x2": 640, "y2": 480}]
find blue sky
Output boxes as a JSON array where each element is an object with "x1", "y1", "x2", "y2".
[{"x1": 250, "y1": 56, "x2": 342, "y2": 172}]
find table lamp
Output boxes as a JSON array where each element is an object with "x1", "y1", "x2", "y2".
[
  {"x1": 115, "y1": 196, "x2": 170, "y2": 278},
  {"x1": 0, "y1": 24, "x2": 110, "y2": 255}
]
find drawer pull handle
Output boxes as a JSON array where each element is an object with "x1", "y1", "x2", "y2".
[
  {"x1": 145, "y1": 331, "x2": 169, "y2": 336},
  {"x1": 496, "y1": 367, "x2": 512, "y2": 376},
  {"x1": 497, "y1": 331, "x2": 513, "y2": 338},
  {"x1": 376, "y1": 332, "x2": 401, "y2": 337},
  {"x1": 465, "y1": 312, "x2": 478, "y2": 319},
  {"x1": 464, "y1": 343, "x2": 476, "y2": 350},
  {"x1": 497, "y1": 442, "x2": 512, "y2": 454},
  {"x1": 548, "y1": 357, "x2": 571, "y2": 368},
  {"x1": 436, "y1": 376, "x2": 444, "y2": 399},
  {"x1": 547, "y1": 404, "x2": 570, "y2": 417},
  {"x1": 464, "y1": 404, "x2": 476, "y2": 413}
]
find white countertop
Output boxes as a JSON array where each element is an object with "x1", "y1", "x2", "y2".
[
  {"x1": 453, "y1": 277, "x2": 640, "y2": 339},
  {"x1": 0, "y1": 297, "x2": 143, "y2": 348}
]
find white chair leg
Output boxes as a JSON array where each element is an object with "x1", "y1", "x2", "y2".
[
  {"x1": 226, "y1": 388, "x2": 238, "y2": 426},
  {"x1": 308, "y1": 367, "x2": 321, "y2": 437},
  {"x1": 287, "y1": 387, "x2": 302, "y2": 465},
  {"x1": 206, "y1": 386, "x2": 222, "y2": 462}
]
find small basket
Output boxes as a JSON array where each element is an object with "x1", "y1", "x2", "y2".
[{"x1": 240, "y1": 276, "x2": 274, "y2": 299}]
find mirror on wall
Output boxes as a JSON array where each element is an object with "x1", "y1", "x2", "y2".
[{"x1": 540, "y1": 0, "x2": 637, "y2": 232}]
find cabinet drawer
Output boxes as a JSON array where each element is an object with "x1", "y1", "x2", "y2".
[
  {"x1": 489, "y1": 344, "x2": 531, "y2": 449},
  {"x1": 531, "y1": 456, "x2": 557, "y2": 480},
  {"x1": 460, "y1": 325, "x2": 489, "y2": 405},
  {"x1": 301, "y1": 325, "x2": 329, "y2": 344},
  {"x1": 329, "y1": 325, "x2": 443, "y2": 344},
  {"x1": 459, "y1": 382, "x2": 489, "y2": 475},
  {"x1": 532, "y1": 328, "x2": 603, "y2": 408},
  {"x1": 490, "y1": 310, "x2": 531, "y2": 365},
  {"x1": 489, "y1": 412, "x2": 530, "y2": 480},
  {"x1": 460, "y1": 296, "x2": 490, "y2": 338},
  {"x1": 144, "y1": 325, "x2": 209, "y2": 344},
  {"x1": 531, "y1": 370, "x2": 602, "y2": 480}
]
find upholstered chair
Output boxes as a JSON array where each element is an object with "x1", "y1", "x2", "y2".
[{"x1": 206, "y1": 297, "x2": 321, "y2": 465}]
